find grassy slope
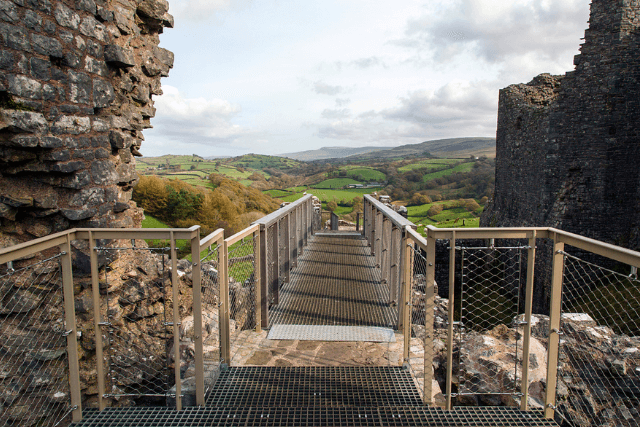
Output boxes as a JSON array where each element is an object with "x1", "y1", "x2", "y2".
[
  {"x1": 315, "y1": 178, "x2": 362, "y2": 188},
  {"x1": 397, "y1": 159, "x2": 461, "y2": 173},
  {"x1": 422, "y1": 162, "x2": 475, "y2": 182}
]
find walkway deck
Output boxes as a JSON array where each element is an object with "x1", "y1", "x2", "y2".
[
  {"x1": 71, "y1": 230, "x2": 559, "y2": 427},
  {"x1": 269, "y1": 232, "x2": 397, "y2": 328}
]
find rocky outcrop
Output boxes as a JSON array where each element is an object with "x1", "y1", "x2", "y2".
[{"x1": 0, "y1": 0, "x2": 173, "y2": 242}]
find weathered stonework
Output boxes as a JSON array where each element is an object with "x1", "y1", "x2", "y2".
[
  {"x1": 0, "y1": 0, "x2": 173, "y2": 241},
  {"x1": 481, "y1": 0, "x2": 640, "y2": 310}
]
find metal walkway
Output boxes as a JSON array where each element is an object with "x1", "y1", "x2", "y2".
[
  {"x1": 74, "y1": 366, "x2": 557, "y2": 427},
  {"x1": 268, "y1": 233, "x2": 397, "y2": 328}
]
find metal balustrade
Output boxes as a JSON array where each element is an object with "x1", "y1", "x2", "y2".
[{"x1": 0, "y1": 193, "x2": 639, "y2": 427}]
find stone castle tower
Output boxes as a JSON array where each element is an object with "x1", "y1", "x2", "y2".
[
  {"x1": 482, "y1": 0, "x2": 640, "y2": 250},
  {"x1": 0, "y1": 0, "x2": 173, "y2": 245}
]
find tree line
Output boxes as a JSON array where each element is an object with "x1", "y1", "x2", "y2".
[{"x1": 133, "y1": 174, "x2": 281, "y2": 236}]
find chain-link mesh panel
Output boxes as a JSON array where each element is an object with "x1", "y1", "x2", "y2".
[
  {"x1": 557, "y1": 253, "x2": 640, "y2": 427},
  {"x1": 0, "y1": 254, "x2": 74, "y2": 427},
  {"x1": 200, "y1": 243, "x2": 221, "y2": 392},
  {"x1": 278, "y1": 217, "x2": 288, "y2": 290},
  {"x1": 266, "y1": 224, "x2": 277, "y2": 306},
  {"x1": 98, "y1": 246, "x2": 174, "y2": 403},
  {"x1": 408, "y1": 244, "x2": 429, "y2": 400},
  {"x1": 457, "y1": 246, "x2": 523, "y2": 397},
  {"x1": 227, "y1": 235, "x2": 258, "y2": 365}
]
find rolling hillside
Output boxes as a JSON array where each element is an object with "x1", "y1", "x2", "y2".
[
  {"x1": 347, "y1": 137, "x2": 496, "y2": 160},
  {"x1": 281, "y1": 146, "x2": 386, "y2": 161}
]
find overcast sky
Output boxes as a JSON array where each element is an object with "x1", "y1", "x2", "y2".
[{"x1": 141, "y1": 0, "x2": 592, "y2": 158}]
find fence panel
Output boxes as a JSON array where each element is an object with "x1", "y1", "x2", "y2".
[
  {"x1": 226, "y1": 234, "x2": 259, "y2": 365},
  {"x1": 557, "y1": 252, "x2": 640, "y2": 427},
  {"x1": 96, "y1": 244, "x2": 175, "y2": 405},
  {"x1": 457, "y1": 245, "x2": 524, "y2": 399},
  {"x1": 0, "y1": 254, "x2": 75, "y2": 427},
  {"x1": 199, "y1": 242, "x2": 223, "y2": 392}
]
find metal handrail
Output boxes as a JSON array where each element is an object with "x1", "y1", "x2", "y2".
[
  {"x1": 364, "y1": 194, "x2": 415, "y2": 229},
  {"x1": 253, "y1": 194, "x2": 313, "y2": 228}
]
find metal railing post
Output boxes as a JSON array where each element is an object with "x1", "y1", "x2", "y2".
[
  {"x1": 375, "y1": 210, "x2": 382, "y2": 265},
  {"x1": 291, "y1": 210, "x2": 298, "y2": 268},
  {"x1": 520, "y1": 231, "x2": 536, "y2": 410},
  {"x1": 60, "y1": 233, "x2": 82, "y2": 421},
  {"x1": 88, "y1": 231, "x2": 106, "y2": 410},
  {"x1": 401, "y1": 228, "x2": 412, "y2": 358},
  {"x1": 170, "y1": 232, "x2": 182, "y2": 410},
  {"x1": 381, "y1": 217, "x2": 390, "y2": 287},
  {"x1": 390, "y1": 225, "x2": 400, "y2": 307},
  {"x1": 254, "y1": 228, "x2": 262, "y2": 332},
  {"x1": 445, "y1": 230, "x2": 456, "y2": 410},
  {"x1": 424, "y1": 229, "x2": 436, "y2": 406},
  {"x1": 545, "y1": 236, "x2": 565, "y2": 419},
  {"x1": 259, "y1": 226, "x2": 268, "y2": 328},
  {"x1": 272, "y1": 221, "x2": 280, "y2": 305},
  {"x1": 284, "y1": 214, "x2": 291, "y2": 283},
  {"x1": 220, "y1": 240, "x2": 231, "y2": 365},
  {"x1": 190, "y1": 231, "x2": 204, "y2": 406}
]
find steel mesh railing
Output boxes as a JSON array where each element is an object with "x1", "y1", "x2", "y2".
[
  {"x1": 0, "y1": 254, "x2": 74, "y2": 427},
  {"x1": 97, "y1": 245, "x2": 174, "y2": 403},
  {"x1": 227, "y1": 235, "x2": 258, "y2": 365},
  {"x1": 200, "y1": 243, "x2": 221, "y2": 391},
  {"x1": 266, "y1": 223, "x2": 277, "y2": 306},
  {"x1": 556, "y1": 252, "x2": 640, "y2": 427},
  {"x1": 457, "y1": 245, "x2": 524, "y2": 397},
  {"x1": 408, "y1": 244, "x2": 435, "y2": 402}
]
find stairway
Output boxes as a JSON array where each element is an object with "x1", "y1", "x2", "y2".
[{"x1": 75, "y1": 366, "x2": 558, "y2": 427}]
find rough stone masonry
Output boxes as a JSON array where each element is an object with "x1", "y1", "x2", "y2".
[
  {"x1": 0, "y1": 0, "x2": 173, "y2": 244},
  {"x1": 481, "y1": 0, "x2": 640, "y2": 309}
]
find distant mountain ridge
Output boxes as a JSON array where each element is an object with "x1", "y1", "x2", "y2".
[
  {"x1": 282, "y1": 137, "x2": 495, "y2": 161},
  {"x1": 281, "y1": 146, "x2": 386, "y2": 161}
]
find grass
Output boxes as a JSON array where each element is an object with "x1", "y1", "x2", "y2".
[
  {"x1": 422, "y1": 162, "x2": 475, "y2": 182},
  {"x1": 141, "y1": 215, "x2": 191, "y2": 256},
  {"x1": 397, "y1": 159, "x2": 462, "y2": 173},
  {"x1": 228, "y1": 154, "x2": 301, "y2": 170},
  {"x1": 315, "y1": 178, "x2": 362, "y2": 188},
  {"x1": 341, "y1": 166, "x2": 386, "y2": 181},
  {"x1": 263, "y1": 189, "x2": 294, "y2": 198},
  {"x1": 408, "y1": 202, "x2": 483, "y2": 233}
]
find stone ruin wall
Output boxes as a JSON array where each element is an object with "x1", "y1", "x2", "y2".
[
  {"x1": 481, "y1": 0, "x2": 640, "y2": 310},
  {"x1": 0, "y1": 0, "x2": 174, "y2": 246}
]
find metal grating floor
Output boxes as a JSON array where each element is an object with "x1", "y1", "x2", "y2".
[
  {"x1": 266, "y1": 325, "x2": 396, "y2": 342},
  {"x1": 73, "y1": 361, "x2": 559, "y2": 427},
  {"x1": 268, "y1": 234, "x2": 397, "y2": 328},
  {"x1": 74, "y1": 406, "x2": 558, "y2": 427},
  {"x1": 207, "y1": 366, "x2": 421, "y2": 407}
]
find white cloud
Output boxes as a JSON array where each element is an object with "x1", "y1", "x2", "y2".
[
  {"x1": 313, "y1": 81, "x2": 344, "y2": 95},
  {"x1": 151, "y1": 85, "x2": 244, "y2": 144},
  {"x1": 382, "y1": 80, "x2": 498, "y2": 133},
  {"x1": 321, "y1": 108, "x2": 351, "y2": 119},
  {"x1": 335, "y1": 98, "x2": 351, "y2": 107},
  {"x1": 168, "y1": 0, "x2": 252, "y2": 22},
  {"x1": 397, "y1": 0, "x2": 590, "y2": 68}
]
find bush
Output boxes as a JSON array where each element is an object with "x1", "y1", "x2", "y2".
[{"x1": 427, "y1": 204, "x2": 443, "y2": 217}]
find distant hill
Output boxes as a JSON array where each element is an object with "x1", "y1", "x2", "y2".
[
  {"x1": 283, "y1": 138, "x2": 495, "y2": 162},
  {"x1": 228, "y1": 153, "x2": 302, "y2": 170},
  {"x1": 281, "y1": 146, "x2": 386, "y2": 161},
  {"x1": 346, "y1": 137, "x2": 496, "y2": 160}
]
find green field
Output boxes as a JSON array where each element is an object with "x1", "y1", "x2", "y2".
[
  {"x1": 263, "y1": 189, "x2": 294, "y2": 198},
  {"x1": 341, "y1": 166, "x2": 386, "y2": 181},
  {"x1": 422, "y1": 162, "x2": 475, "y2": 182},
  {"x1": 397, "y1": 159, "x2": 461, "y2": 173},
  {"x1": 315, "y1": 178, "x2": 361, "y2": 188},
  {"x1": 407, "y1": 202, "x2": 483, "y2": 230},
  {"x1": 228, "y1": 154, "x2": 301, "y2": 170}
]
